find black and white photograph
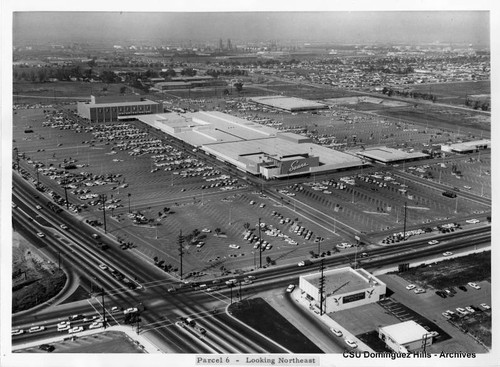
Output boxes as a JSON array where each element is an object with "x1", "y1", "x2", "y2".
[{"x1": 1, "y1": 1, "x2": 498, "y2": 367}]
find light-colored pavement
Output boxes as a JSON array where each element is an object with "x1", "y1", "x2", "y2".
[{"x1": 11, "y1": 325, "x2": 162, "y2": 353}]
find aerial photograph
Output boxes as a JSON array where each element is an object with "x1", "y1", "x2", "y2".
[{"x1": 2, "y1": 3, "x2": 497, "y2": 367}]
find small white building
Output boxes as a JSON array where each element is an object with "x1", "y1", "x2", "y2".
[
  {"x1": 299, "y1": 267, "x2": 386, "y2": 313},
  {"x1": 378, "y1": 321, "x2": 433, "y2": 353}
]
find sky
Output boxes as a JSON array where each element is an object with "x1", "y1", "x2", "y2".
[{"x1": 12, "y1": 11, "x2": 490, "y2": 46}]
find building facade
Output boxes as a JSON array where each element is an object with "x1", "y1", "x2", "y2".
[
  {"x1": 378, "y1": 321, "x2": 433, "y2": 353},
  {"x1": 77, "y1": 95, "x2": 162, "y2": 123},
  {"x1": 299, "y1": 267, "x2": 386, "y2": 313}
]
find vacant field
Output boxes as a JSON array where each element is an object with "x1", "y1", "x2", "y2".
[
  {"x1": 228, "y1": 297, "x2": 323, "y2": 353},
  {"x1": 410, "y1": 81, "x2": 490, "y2": 106},
  {"x1": 12, "y1": 231, "x2": 66, "y2": 312},
  {"x1": 399, "y1": 251, "x2": 490, "y2": 289},
  {"x1": 13, "y1": 81, "x2": 133, "y2": 104},
  {"x1": 14, "y1": 331, "x2": 144, "y2": 353}
]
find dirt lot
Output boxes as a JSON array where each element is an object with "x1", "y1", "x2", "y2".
[
  {"x1": 398, "y1": 251, "x2": 490, "y2": 289},
  {"x1": 12, "y1": 231, "x2": 66, "y2": 312}
]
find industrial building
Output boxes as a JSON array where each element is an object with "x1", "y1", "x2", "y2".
[
  {"x1": 250, "y1": 95, "x2": 329, "y2": 112},
  {"x1": 135, "y1": 110, "x2": 366, "y2": 179},
  {"x1": 378, "y1": 321, "x2": 434, "y2": 353},
  {"x1": 298, "y1": 267, "x2": 387, "y2": 313},
  {"x1": 440, "y1": 139, "x2": 491, "y2": 154},
  {"x1": 77, "y1": 95, "x2": 162, "y2": 123},
  {"x1": 356, "y1": 147, "x2": 429, "y2": 165}
]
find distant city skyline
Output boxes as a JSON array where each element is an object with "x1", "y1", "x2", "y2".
[{"x1": 13, "y1": 11, "x2": 490, "y2": 46}]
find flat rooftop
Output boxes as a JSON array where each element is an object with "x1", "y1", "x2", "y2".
[
  {"x1": 250, "y1": 96, "x2": 328, "y2": 111},
  {"x1": 357, "y1": 147, "x2": 428, "y2": 163},
  {"x1": 302, "y1": 268, "x2": 378, "y2": 296},
  {"x1": 380, "y1": 320, "x2": 429, "y2": 344}
]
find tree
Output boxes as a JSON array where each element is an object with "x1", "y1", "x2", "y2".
[
  {"x1": 265, "y1": 256, "x2": 272, "y2": 264},
  {"x1": 243, "y1": 222, "x2": 250, "y2": 231},
  {"x1": 120, "y1": 86, "x2": 127, "y2": 94},
  {"x1": 234, "y1": 82, "x2": 243, "y2": 93}
]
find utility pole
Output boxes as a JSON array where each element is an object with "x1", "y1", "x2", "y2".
[
  {"x1": 319, "y1": 259, "x2": 326, "y2": 316},
  {"x1": 178, "y1": 230, "x2": 184, "y2": 280},
  {"x1": 100, "y1": 194, "x2": 107, "y2": 233},
  {"x1": 128, "y1": 193, "x2": 131, "y2": 213},
  {"x1": 101, "y1": 287, "x2": 106, "y2": 329},
  {"x1": 317, "y1": 237, "x2": 323, "y2": 257},
  {"x1": 63, "y1": 179, "x2": 69, "y2": 209},
  {"x1": 403, "y1": 201, "x2": 407, "y2": 241},
  {"x1": 258, "y1": 218, "x2": 262, "y2": 268},
  {"x1": 58, "y1": 251, "x2": 61, "y2": 269}
]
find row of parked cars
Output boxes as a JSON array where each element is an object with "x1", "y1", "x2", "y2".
[{"x1": 442, "y1": 302, "x2": 490, "y2": 319}]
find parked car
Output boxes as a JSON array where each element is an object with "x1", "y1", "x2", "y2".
[
  {"x1": 228, "y1": 244, "x2": 240, "y2": 249},
  {"x1": 428, "y1": 240, "x2": 439, "y2": 245},
  {"x1": 414, "y1": 288, "x2": 426, "y2": 294},
  {"x1": 458, "y1": 285, "x2": 468, "y2": 292},
  {"x1": 406, "y1": 284, "x2": 416, "y2": 290},
  {"x1": 123, "y1": 307, "x2": 138, "y2": 314},
  {"x1": 442, "y1": 252, "x2": 453, "y2": 256},
  {"x1": 465, "y1": 306, "x2": 475, "y2": 313},
  {"x1": 468, "y1": 282, "x2": 481, "y2": 290},
  {"x1": 480, "y1": 303, "x2": 491, "y2": 310},
  {"x1": 286, "y1": 284, "x2": 295, "y2": 293},
  {"x1": 38, "y1": 344, "x2": 55, "y2": 352}
]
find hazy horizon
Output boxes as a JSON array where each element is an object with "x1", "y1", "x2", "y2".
[{"x1": 13, "y1": 11, "x2": 490, "y2": 46}]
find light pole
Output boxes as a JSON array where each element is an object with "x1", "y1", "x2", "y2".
[
  {"x1": 258, "y1": 218, "x2": 262, "y2": 268},
  {"x1": 100, "y1": 194, "x2": 107, "y2": 233},
  {"x1": 128, "y1": 193, "x2": 131, "y2": 213}
]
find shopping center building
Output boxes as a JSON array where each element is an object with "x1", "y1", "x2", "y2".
[{"x1": 135, "y1": 110, "x2": 367, "y2": 179}]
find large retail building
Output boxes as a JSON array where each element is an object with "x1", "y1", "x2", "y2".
[
  {"x1": 77, "y1": 95, "x2": 162, "y2": 123},
  {"x1": 135, "y1": 110, "x2": 367, "y2": 179},
  {"x1": 298, "y1": 267, "x2": 387, "y2": 313}
]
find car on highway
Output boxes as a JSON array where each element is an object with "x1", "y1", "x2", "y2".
[
  {"x1": 345, "y1": 339, "x2": 358, "y2": 348},
  {"x1": 466, "y1": 219, "x2": 480, "y2": 224},
  {"x1": 111, "y1": 306, "x2": 121, "y2": 313},
  {"x1": 57, "y1": 323, "x2": 71, "y2": 332},
  {"x1": 89, "y1": 322, "x2": 103, "y2": 329},
  {"x1": 443, "y1": 252, "x2": 453, "y2": 256},
  {"x1": 286, "y1": 284, "x2": 295, "y2": 293},
  {"x1": 468, "y1": 282, "x2": 481, "y2": 290},
  {"x1": 83, "y1": 315, "x2": 99, "y2": 322},
  {"x1": 428, "y1": 240, "x2": 439, "y2": 245},
  {"x1": 60, "y1": 224, "x2": 69, "y2": 230},
  {"x1": 98, "y1": 264, "x2": 108, "y2": 271},
  {"x1": 480, "y1": 303, "x2": 490, "y2": 310},
  {"x1": 36, "y1": 232, "x2": 45, "y2": 238},
  {"x1": 39, "y1": 344, "x2": 55, "y2": 352},
  {"x1": 11, "y1": 329, "x2": 24, "y2": 336},
  {"x1": 28, "y1": 325, "x2": 45, "y2": 333},
  {"x1": 330, "y1": 328, "x2": 343, "y2": 337},
  {"x1": 68, "y1": 314, "x2": 85, "y2": 321},
  {"x1": 228, "y1": 244, "x2": 240, "y2": 249},
  {"x1": 36, "y1": 205, "x2": 42, "y2": 210},
  {"x1": 405, "y1": 284, "x2": 416, "y2": 290},
  {"x1": 68, "y1": 326, "x2": 84, "y2": 334},
  {"x1": 123, "y1": 307, "x2": 138, "y2": 314}
]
